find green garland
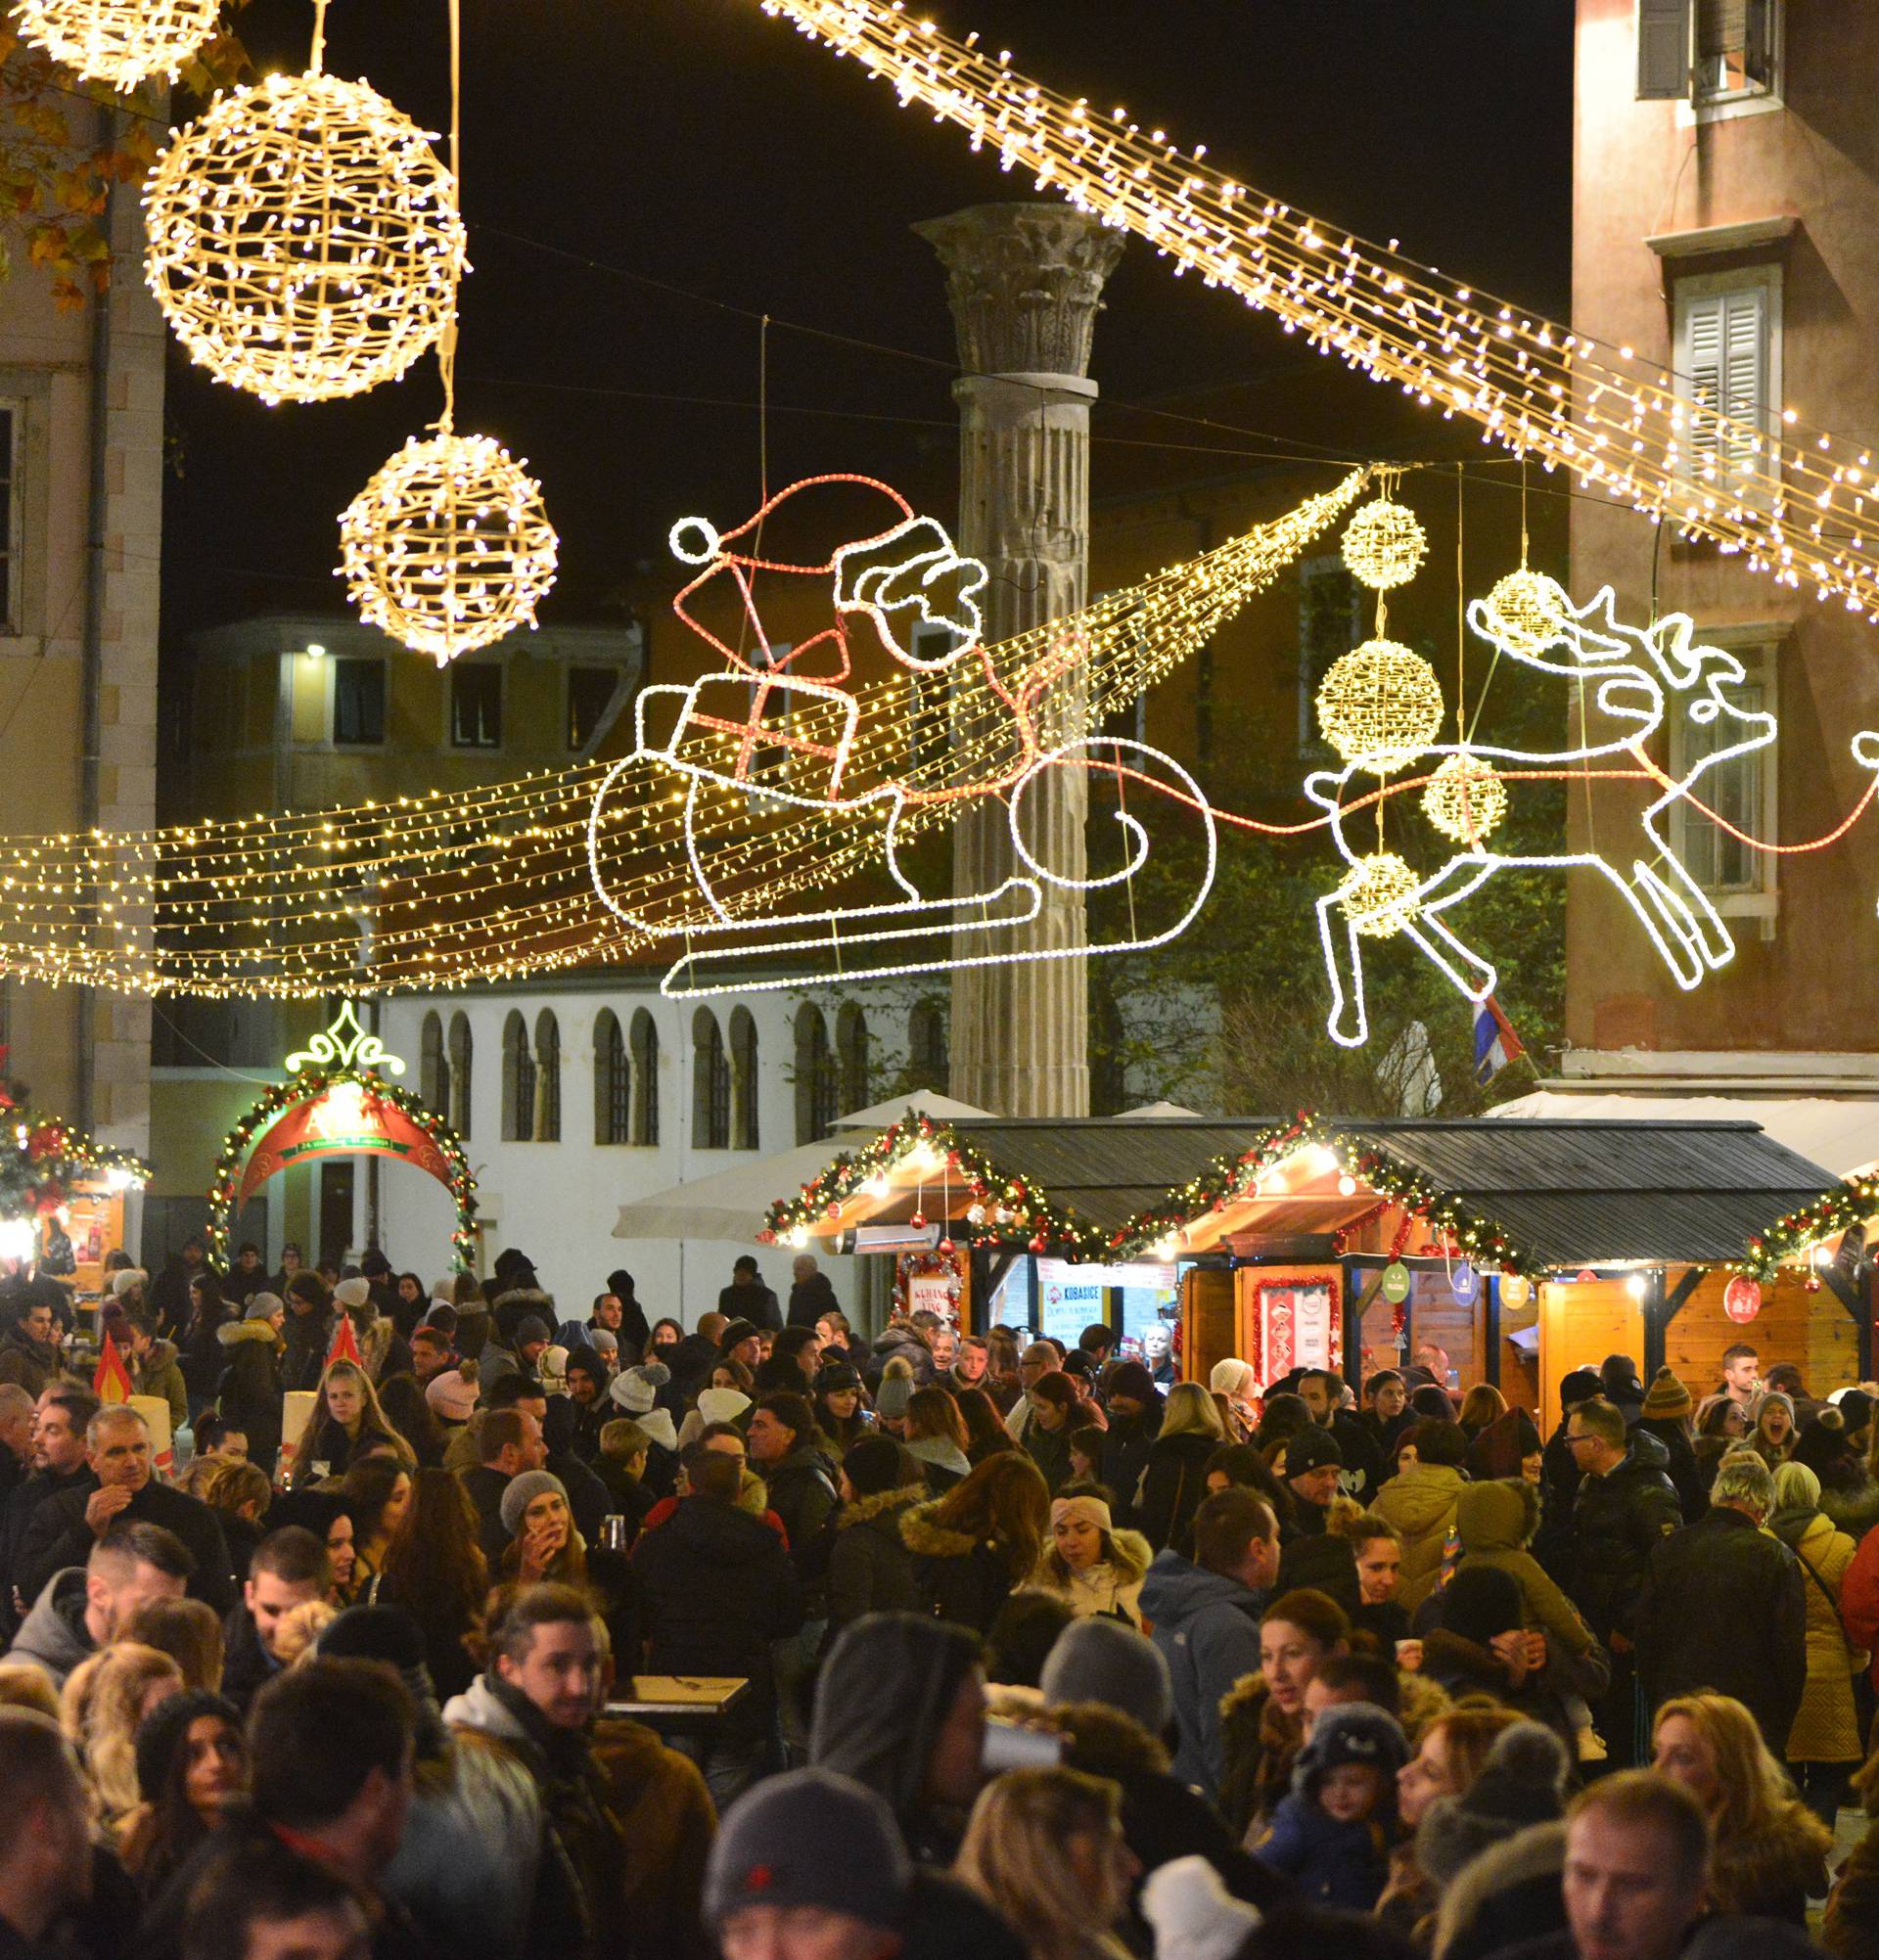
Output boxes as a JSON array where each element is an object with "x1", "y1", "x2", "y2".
[
  {"x1": 0, "y1": 1099, "x2": 148, "y2": 1226},
  {"x1": 758, "y1": 1111, "x2": 1111, "y2": 1257},
  {"x1": 1740, "y1": 1172, "x2": 1879, "y2": 1282},
  {"x1": 205, "y1": 1069, "x2": 479, "y2": 1271}
]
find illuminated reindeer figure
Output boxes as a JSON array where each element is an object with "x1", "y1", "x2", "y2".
[
  {"x1": 587, "y1": 474, "x2": 1214, "y2": 995},
  {"x1": 1307, "y1": 583, "x2": 1879, "y2": 1048}
]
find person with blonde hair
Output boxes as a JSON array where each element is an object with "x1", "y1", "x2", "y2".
[
  {"x1": 1030, "y1": 1486, "x2": 1153, "y2": 1628},
  {"x1": 1767, "y1": 1457, "x2": 1863, "y2": 1826},
  {"x1": 1652, "y1": 1691, "x2": 1830, "y2": 1922},
  {"x1": 60, "y1": 1641, "x2": 183, "y2": 1827},
  {"x1": 1135, "y1": 1382, "x2": 1229, "y2": 1556},
  {"x1": 1456, "y1": 1382, "x2": 1507, "y2": 1442},
  {"x1": 292, "y1": 1356, "x2": 408, "y2": 1484},
  {"x1": 0, "y1": 1662, "x2": 60, "y2": 1719},
  {"x1": 1209, "y1": 1359, "x2": 1259, "y2": 1443},
  {"x1": 953, "y1": 1765, "x2": 1139, "y2": 1960}
]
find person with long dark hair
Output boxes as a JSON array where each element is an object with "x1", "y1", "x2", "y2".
[
  {"x1": 118, "y1": 1691, "x2": 248, "y2": 1898},
  {"x1": 373, "y1": 1371, "x2": 448, "y2": 1469},
  {"x1": 900, "y1": 1451, "x2": 1050, "y2": 1635},
  {"x1": 178, "y1": 1276, "x2": 233, "y2": 1424},
  {"x1": 368, "y1": 1465, "x2": 488, "y2": 1699}
]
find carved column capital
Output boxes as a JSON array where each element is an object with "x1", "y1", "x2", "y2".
[{"x1": 914, "y1": 203, "x2": 1124, "y2": 380}]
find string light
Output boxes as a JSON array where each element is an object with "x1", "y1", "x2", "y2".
[
  {"x1": 1341, "y1": 498, "x2": 1427, "y2": 591},
  {"x1": 1315, "y1": 640, "x2": 1445, "y2": 774},
  {"x1": 748, "y1": 0, "x2": 1879, "y2": 619},
  {"x1": 1336, "y1": 850, "x2": 1420, "y2": 936},
  {"x1": 143, "y1": 34, "x2": 466, "y2": 405},
  {"x1": 1421, "y1": 752, "x2": 1508, "y2": 843},
  {"x1": 14, "y1": 0, "x2": 221, "y2": 90},
  {"x1": 339, "y1": 433, "x2": 557, "y2": 664}
]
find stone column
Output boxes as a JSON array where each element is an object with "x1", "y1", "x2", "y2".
[{"x1": 914, "y1": 203, "x2": 1123, "y2": 1119}]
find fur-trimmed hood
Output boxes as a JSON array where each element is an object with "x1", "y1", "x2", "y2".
[
  {"x1": 1045, "y1": 1699, "x2": 1171, "y2": 1778},
  {"x1": 1432, "y1": 1820, "x2": 1567, "y2": 1960},
  {"x1": 1707, "y1": 1799, "x2": 1833, "y2": 1918},
  {"x1": 1397, "y1": 1667, "x2": 1452, "y2": 1744},
  {"x1": 1035, "y1": 1527, "x2": 1153, "y2": 1588},
  {"x1": 898, "y1": 1496, "x2": 982, "y2": 1560},
  {"x1": 218, "y1": 1317, "x2": 280, "y2": 1349},
  {"x1": 1456, "y1": 1477, "x2": 1540, "y2": 1553},
  {"x1": 836, "y1": 1482, "x2": 929, "y2": 1530}
]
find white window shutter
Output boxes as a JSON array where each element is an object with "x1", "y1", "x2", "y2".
[
  {"x1": 1638, "y1": 0, "x2": 1692, "y2": 97},
  {"x1": 1719, "y1": 284, "x2": 1769, "y2": 478},
  {"x1": 1684, "y1": 289, "x2": 1726, "y2": 481}
]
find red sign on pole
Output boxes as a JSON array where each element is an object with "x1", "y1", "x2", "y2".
[{"x1": 1723, "y1": 1275, "x2": 1763, "y2": 1325}]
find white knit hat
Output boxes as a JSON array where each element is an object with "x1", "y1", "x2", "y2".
[{"x1": 1139, "y1": 1857, "x2": 1261, "y2": 1960}]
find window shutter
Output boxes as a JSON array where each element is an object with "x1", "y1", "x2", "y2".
[
  {"x1": 1638, "y1": 0, "x2": 1692, "y2": 98},
  {"x1": 1719, "y1": 283, "x2": 1769, "y2": 477},
  {"x1": 1683, "y1": 289, "x2": 1726, "y2": 479},
  {"x1": 1743, "y1": 0, "x2": 1774, "y2": 86}
]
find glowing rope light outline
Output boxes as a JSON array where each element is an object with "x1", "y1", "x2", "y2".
[
  {"x1": 1307, "y1": 586, "x2": 1879, "y2": 1047},
  {"x1": 284, "y1": 998, "x2": 407, "y2": 1076}
]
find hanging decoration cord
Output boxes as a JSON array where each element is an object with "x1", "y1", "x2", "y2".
[
  {"x1": 1454, "y1": 464, "x2": 1465, "y2": 744},
  {"x1": 309, "y1": 0, "x2": 328, "y2": 70},
  {"x1": 434, "y1": 0, "x2": 463, "y2": 433}
]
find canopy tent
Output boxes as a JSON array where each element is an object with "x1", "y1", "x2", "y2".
[{"x1": 611, "y1": 1088, "x2": 991, "y2": 1245}]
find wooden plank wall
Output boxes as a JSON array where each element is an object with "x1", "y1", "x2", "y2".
[{"x1": 1663, "y1": 1269, "x2": 1863, "y2": 1398}]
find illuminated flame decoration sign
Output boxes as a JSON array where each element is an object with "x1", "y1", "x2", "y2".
[
  {"x1": 587, "y1": 475, "x2": 1215, "y2": 996},
  {"x1": 284, "y1": 1000, "x2": 406, "y2": 1078}
]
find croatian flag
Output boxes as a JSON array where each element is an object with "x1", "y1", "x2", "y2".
[{"x1": 1473, "y1": 995, "x2": 1525, "y2": 1085}]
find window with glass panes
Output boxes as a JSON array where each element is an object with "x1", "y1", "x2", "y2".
[
  {"x1": 451, "y1": 664, "x2": 501, "y2": 748},
  {"x1": 333, "y1": 659, "x2": 386, "y2": 745}
]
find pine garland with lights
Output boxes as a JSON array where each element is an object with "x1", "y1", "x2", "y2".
[
  {"x1": 1739, "y1": 1173, "x2": 1879, "y2": 1282},
  {"x1": 0, "y1": 1101, "x2": 148, "y2": 1228},
  {"x1": 757, "y1": 1111, "x2": 1110, "y2": 1259},
  {"x1": 205, "y1": 1069, "x2": 478, "y2": 1270}
]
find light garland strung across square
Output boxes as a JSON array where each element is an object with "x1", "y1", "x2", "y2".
[{"x1": 142, "y1": 0, "x2": 466, "y2": 404}]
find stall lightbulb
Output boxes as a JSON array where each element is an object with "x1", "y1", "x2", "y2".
[
  {"x1": 105, "y1": 1166, "x2": 136, "y2": 1193},
  {"x1": 1625, "y1": 1273, "x2": 1648, "y2": 1300},
  {"x1": 866, "y1": 1172, "x2": 891, "y2": 1199},
  {"x1": 1337, "y1": 1173, "x2": 1358, "y2": 1198},
  {"x1": 1155, "y1": 1235, "x2": 1179, "y2": 1260},
  {"x1": 788, "y1": 1225, "x2": 810, "y2": 1250},
  {"x1": 305, "y1": 643, "x2": 327, "y2": 661},
  {"x1": 0, "y1": 1219, "x2": 33, "y2": 1261}
]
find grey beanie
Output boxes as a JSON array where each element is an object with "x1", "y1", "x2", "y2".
[
  {"x1": 498, "y1": 1469, "x2": 569, "y2": 1538},
  {"x1": 705, "y1": 1768, "x2": 910, "y2": 1934},
  {"x1": 875, "y1": 1377, "x2": 913, "y2": 1421},
  {"x1": 515, "y1": 1314, "x2": 551, "y2": 1347},
  {"x1": 245, "y1": 1291, "x2": 285, "y2": 1322},
  {"x1": 1040, "y1": 1616, "x2": 1172, "y2": 1735}
]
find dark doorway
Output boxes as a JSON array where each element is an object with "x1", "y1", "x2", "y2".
[{"x1": 318, "y1": 1162, "x2": 356, "y2": 1268}]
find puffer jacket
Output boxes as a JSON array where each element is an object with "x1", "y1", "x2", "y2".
[
  {"x1": 1372, "y1": 1462, "x2": 1466, "y2": 1611},
  {"x1": 823, "y1": 1481, "x2": 927, "y2": 1631},
  {"x1": 1773, "y1": 1507, "x2": 1862, "y2": 1764},
  {"x1": 1566, "y1": 1429, "x2": 1680, "y2": 1642},
  {"x1": 1139, "y1": 1548, "x2": 1267, "y2": 1806},
  {"x1": 130, "y1": 1339, "x2": 189, "y2": 1434},
  {"x1": 1453, "y1": 1479, "x2": 1596, "y2": 1656},
  {"x1": 1029, "y1": 1528, "x2": 1153, "y2": 1627},
  {"x1": 762, "y1": 1444, "x2": 839, "y2": 1579}
]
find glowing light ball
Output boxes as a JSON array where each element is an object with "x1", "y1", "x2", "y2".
[{"x1": 1316, "y1": 639, "x2": 1444, "y2": 773}]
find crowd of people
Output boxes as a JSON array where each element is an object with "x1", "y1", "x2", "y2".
[{"x1": 1, "y1": 1242, "x2": 1877, "y2": 1960}]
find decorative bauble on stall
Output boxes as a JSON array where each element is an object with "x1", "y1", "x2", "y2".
[
  {"x1": 14, "y1": 0, "x2": 221, "y2": 90},
  {"x1": 1340, "y1": 497, "x2": 1428, "y2": 592},
  {"x1": 1315, "y1": 639, "x2": 1445, "y2": 774},
  {"x1": 142, "y1": 23, "x2": 466, "y2": 405},
  {"x1": 1421, "y1": 751, "x2": 1508, "y2": 843},
  {"x1": 338, "y1": 431, "x2": 557, "y2": 663}
]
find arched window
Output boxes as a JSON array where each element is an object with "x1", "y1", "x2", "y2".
[
  {"x1": 729, "y1": 1007, "x2": 759, "y2": 1150},
  {"x1": 447, "y1": 1013, "x2": 474, "y2": 1138},
  {"x1": 534, "y1": 1011, "x2": 562, "y2": 1143},
  {"x1": 419, "y1": 1011, "x2": 445, "y2": 1115},
  {"x1": 630, "y1": 1009, "x2": 661, "y2": 1147},
  {"x1": 837, "y1": 1002, "x2": 870, "y2": 1114},
  {"x1": 594, "y1": 1009, "x2": 631, "y2": 1144},
  {"x1": 692, "y1": 1009, "x2": 730, "y2": 1150},
  {"x1": 908, "y1": 998, "x2": 948, "y2": 1091},
  {"x1": 501, "y1": 1010, "x2": 534, "y2": 1142},
  {"x1": 795, "y1": 1004, "x2": 838, "y2": 1145}
]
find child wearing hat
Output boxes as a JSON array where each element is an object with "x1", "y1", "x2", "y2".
[{"x1": 1252, "y1": 1700, "x2": 1408, "y2": 1909}]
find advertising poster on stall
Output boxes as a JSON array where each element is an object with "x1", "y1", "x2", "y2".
[{"x1": 1035, "y1": 1258, "x2": 1177, "y2": 1353}]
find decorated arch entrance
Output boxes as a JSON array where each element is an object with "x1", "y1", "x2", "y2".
[{"x1": 205, "y1": 1003, "x2": 478, "y2": 1270}]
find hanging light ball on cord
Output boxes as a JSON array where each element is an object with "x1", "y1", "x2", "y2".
[
  {"x1": 1315, "y1": 639, "x2": 1445, "y2": 773},
  {"x1": 1421, "y1": 752, "x2": 1509, "y2": 843},
  {"x1": 339, "y1": 432, "x2": 558, "y2": 664},
  {"x1": 1483, "y1": 568, "x2": 1571, "y2": 654},
  {"x1": 1340, "y1": 498, "x2": 1428, "y2": 590},
  {"x1": 14, "y1": 0, "x2": 221, "y2": 91},
  {"x1": 143, "y1": 70, "x2": 467, "y2": 405},
  {"x1": 1337, "y1": 851, "x2": 1422, "y2": 938}
]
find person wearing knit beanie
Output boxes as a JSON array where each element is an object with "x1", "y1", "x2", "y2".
[
  {"x1": 1415, "y1": 1720, "x2": 1569, "y2": 1890},
  {"x1": 1466, "y1": 1406, "x2": 1543, "y2": 1482},
  {"x1": 1641, "y1": 1367, "x2": 1693, "y2": 1423},
  {"x1": 1039, "y1": 1615, "x2": 1172, "y2": 1735},
  {"x1": 133, "y1": 1689, "x2": 245, "y2": 1808},
  {"x1": 498, "y1": 1469, "x2": 569, "y2": 1538},
  {"x1": 244, "y1": 1291, "x2": 285, "y2": 1323},
  {"x1": 1140, "y1": 1854, "x2": 1262, "y2": 1960}
]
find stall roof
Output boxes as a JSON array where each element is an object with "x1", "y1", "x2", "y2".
[{"x1": 779, "y1": 1114, "x2": 1836, "y2": 1269}]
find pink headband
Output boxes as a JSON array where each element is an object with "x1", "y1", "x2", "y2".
[{"x1": 1052, "y1": 1494, "x2": 1113, "y2": 1534}]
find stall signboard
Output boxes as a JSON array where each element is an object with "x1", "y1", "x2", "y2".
[
  {"x1": 1449, "y1": 1260, "x2": 1479, "y2": 1305},
  {"x1": 1037, "y1": 1267, "x2": 1104, "y2": 1350},
  {"x1": 1723, "y1": 1275, "x2": 1763, "y2": 1325},
  {"x1": 1248, "y1": 1273, "x2": 1342, "y2": 1380},
  {"x1": 1034, "y1": 1259, "x2": 1177, "y2": 1353},
  {"x1": 236, "y1": 1081, "x2": 448, "y2": 1210}
]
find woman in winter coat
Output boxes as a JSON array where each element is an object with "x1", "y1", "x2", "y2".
[
  {"x1": 1028, "y1": 1488, "x2": 1152, "y2": 1629},
  {"x1": 1023, "y1": 1372, "x2": 1082, "y2": 1495},
  {"x1": 1753, "y1": 1390, "x2": 1800, "y2": 1466},
  {"x1": 1445, "y1": 1479, "x2": 1601, "y2": 1665},
  {"x1": 215, "y1": 1297, "x2": 286, "y2": 1475},
  {"x1": 904, "y1": 1387, "x2": 973, "y2": 1492},
  {"x1": 1134, "y1": 1383, "x2": 1230, "y2": 1557},
  {"x1": 1797, "y1": 1414, "x2": 1879, "y2": 1544},
  {"x1": 1651, "y1": 1692, "x2": 1831, "y2": 1923},
  {"x1": 900, "y1": 1450, "x2": 1050, "y2": 1635},
  {"x1": 1633, "y1": 1368, "x2": 1709, "y2": 1523},
  {"x1": 823, "y1": 1434, "x2": 928, "y2": 1636},
  {"x1": 1372, "y1": 1419, "x2": 1471, "y2": 1611},
  {"x1": 1693, "y1": 1394, "x2": 1750, "y2": 1494},
  {"x1": 178, "y1": 1277, "x2": 233, "y2": 1422},
  {"x1": 292, "y1": 1358, "x2": 409, "y2": 1485},
  {"x1": 1209, "y1": 1360, "x2": 1260, "y2": 1444},
  {"x1": 1768, "y1": 1459, "x2": 1864, "y2": 1825}
]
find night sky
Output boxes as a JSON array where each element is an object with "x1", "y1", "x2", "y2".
[{"x1": 160, "y1": 0, "x2": 1576, "y2": 637}]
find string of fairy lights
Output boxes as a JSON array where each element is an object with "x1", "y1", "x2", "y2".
[
  {"x1": 0, "y1": 470, "x2": 1369, "y2": 996},
  {"x1": 750, "y1": 0, "x2": 1879, "y2": 619}
]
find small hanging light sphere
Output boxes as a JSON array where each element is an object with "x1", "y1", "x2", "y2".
[
  {"x1": 1315, "y1": 638, "x2": 1445, "y2": 773},
  {"x1": 339, "y1": 433, "x2": 557, "y2": 664},
  {"x1": 1338, "y1": 851, "x2": 1422, "y2": 938},
  {"x1": 1341, "y1": 498, "x2": 1428, "y2": 590},
  {"x1": 1483, "y1": 568, "x2": 1571, "y2": 654},
  {"x1": 14, "y1": 0, "x2": 221, "y2": 90},
  {"x1": 143, "y1": 70, "x2": 467, "y2": 404},
  {"x1": 1421, "y1": 752, "x2": 1509, "y2": 843}
]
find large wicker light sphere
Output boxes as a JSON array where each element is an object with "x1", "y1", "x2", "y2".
[
  {"x1": 1338, "y1": 851, "x2": 1422, "y2": 938},
  {"x1": 339, "y1": 433, "x2": 557, "y2": 664},
  {"x1": 1316, "y1": 639, "x2": 1445, "y2": 773},
  {"x1": 15, "y1": 0, "x2": 221, "y2": 90},
  {"x1": 1421, "y1": 752, "x2": 1509, "y2": 843},
  {"x1": 143, "y1": 70, "x2": 466, "y2": 405},
  {"x1": 1483, "y1": 568, "x2": 1571, "y2": 654},
  {"x1": 1341, "y1": 498, "x2": 1428, "y2": 590}
]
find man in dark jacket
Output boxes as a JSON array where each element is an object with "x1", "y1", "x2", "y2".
[
  {"x1": 11, "y1": 1518, "x2": 192, "y2": 1684},
  {"x1": 1536, "y1": 1366, "x2": 1605, "y2": 1579},
  {"x1": 221, "y1": 1526, "x2": 331, "y2": 1712},
  {"x1": 716, "y1": 1255, "x2": 782, "y2": 1332},
  {"x1": 1636, "y1": 1448, "x2": 1807, "y2": 1754},
  {"x1": 785, "y1": 1254, "x2": 841, "y2": 1330},
  {"x1": 460, "y1": 1408, "x2": 547, "y2": 1562},
  {"x1": 1598, "y1": 1351, "x2": 1647, "y2": 1428},
  {"x1": 216, "y1": 1296, "x2": 286, "y2": 1475},
  {"x1": 1633, "y1": 1366, "x2": 1709, "y2": 1523},
  {"x1": 0, "y1": 1386, "x2": 97, "y2": 1630},
  {"x1": 747, "y1": 1395, "x2": 839, "y2": 1569},
  {"x1": 1299, "y1": 1369, "x2": 1385, "y2": 1504},
  {"x1": 15, "y1": 1403, "x2": 232, "y2": 1613},
  {"x1": 150, "y1": 1236, "x2": 210, "y2": 1339},
  {"x1": 631, "y1": 1446, "x2": 802, "y2": 1809},
  {"x1": 1098, "y1": 1360, "x2": 1164, "y2": 1519},
  {"x1": 1565, "y1": 1395, "x2": 1679, "y2": 1766},
  {"x1": 0, "y1": 1295, "x2": 62, "y2": 1398}
]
